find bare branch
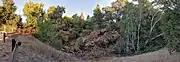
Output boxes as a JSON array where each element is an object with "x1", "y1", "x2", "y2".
[
  {"x1": 150, "y1": 12, "x2": 164, "y2": 35},
  {"x1": 150, "y1": 10, "x2": 160, "y2": 34},
  {"x1": 137, "y1": 7, "x2": 142, "y2": 53},
  {"x1": 151, "y1": 33, "x2": 164, "y2": 41}
]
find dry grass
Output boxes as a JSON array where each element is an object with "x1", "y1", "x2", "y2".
[
  {"x1": 85, "y1": 49, "x2": 180, "y2": 62},
  {"x1": 1, "y1": 33, "x2": 180, "y2": 62},
  {"x1": 12, "y1": 34, "x2": 80, "y2": 62}
]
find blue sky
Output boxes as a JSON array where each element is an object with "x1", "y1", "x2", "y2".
[
  {"x1": 0, "y1": 0, "x2": 115, "y2": 16},
  {"x1": 0, "y1": 0, "x2": 150, "y2": 22}
]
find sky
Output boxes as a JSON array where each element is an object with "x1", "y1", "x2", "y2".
[
  {"x1": 0, "y1": 0, "x2": 116, "y2": 22},
  {"x1": 0, "y1": 0, "x2": 115, "y2": 16},
  {"x1": 0, "y1": 0, "x2": 153, "y2": 22}
]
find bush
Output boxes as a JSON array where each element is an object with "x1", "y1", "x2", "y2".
[{"x1": 35, "y1": 21, "x2": 63, "y2": 49}]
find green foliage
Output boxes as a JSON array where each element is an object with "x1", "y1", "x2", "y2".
[
  {"x1": 45, "y1": 6, "x2": 56, "y2": 18},
  {"x1": 36, "y1": 5, "x2": 88, "y2": 50},
  {"x1": 23, "y1": 1, "x2": 44, "y2": 27},
  {"x1": 22, "y1": 0, "x2": 180, "y2": 57},
  {"x1": 91, "y1": 4, "x2": 105, "y2": 28},
  {"x1": 36, "y1": 20, "x2": 62, "y2": 49},
  {"x1": 2, "y1": 0, "x2": 179, "y2": 58},
  {"x1": 34, "y1": 0, "x2": 168, "y2": 57},
  {"x1": 0, "y1": 0, "x2": 22, "y2": 32},
  {"x1": 47, "y1": 5, "x2": 65, "y2": 24},
  {"x1": 161, "y1": 0, "x2": 180, "y2": 52},
  {"x1": 35, "y1": 5, "x2": 66, "y2": 49},
  {"x1": 114, "y1": 1, "x2": 166, "y2": 55}
]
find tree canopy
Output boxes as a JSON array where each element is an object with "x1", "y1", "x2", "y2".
[
  {"x1": 23, "y1": 1, "x2": 44, "y2": 28},
  {"x1": 0, "y1": 0, "x2": 22, "y2": 32}
]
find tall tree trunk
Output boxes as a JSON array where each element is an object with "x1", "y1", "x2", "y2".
[{"x1": 136, "y1": 7, "x2": 142, "y2": 54}]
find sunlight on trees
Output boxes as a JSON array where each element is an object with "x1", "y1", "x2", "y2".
[
  {"x1": 23, "y1": 1, "x2": 44, "y2": 28},
  {"x1": 0, "y1": 0, "x2": 22, "y2": 32}
]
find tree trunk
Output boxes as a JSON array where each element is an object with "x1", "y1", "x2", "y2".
[{"x1": 136, "y1": 7, "x2": 142, "y2": 54}]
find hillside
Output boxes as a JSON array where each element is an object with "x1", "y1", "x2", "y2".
[
  {"x1": 86, "y1": 49, "x2": 180, "y2": 62},
  {"x1": 0, "y1": 34, "x2": 80, "y2": 62},
  {"x1": 0, "y1": 34, "x2": 180, "y2": 62}
]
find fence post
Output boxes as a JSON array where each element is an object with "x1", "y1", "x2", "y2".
[
  {"x1": 12, "y1": 39, "x2": 16, "y2": 52},
  {"x1": 3, "y1": 33, "x2": 5, "y2": 43},
  {"x1": 9, "y1": 39, "x2": 22, "y2": 62}
]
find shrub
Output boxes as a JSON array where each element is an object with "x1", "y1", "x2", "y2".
[{"x1": 35, "y1": 21, "x2": 62, "y2": 49}]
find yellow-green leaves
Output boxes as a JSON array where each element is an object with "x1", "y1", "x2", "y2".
[
  {"x1": 0, "y1": 0, "x2": 21, "y2": 32},
  {"x1": 23, "y1": 1, "x2": 44, "y2": 27},
  {"x1": 46, "y1": 6, "x2": 56, "y2": 17},
  {"x1": 23, "y1": 1, "x2": 43, "y2": 17}
]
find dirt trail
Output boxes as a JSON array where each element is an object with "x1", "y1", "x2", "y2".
[{"x1": 0, "y1": 34, "x2": 180, "y2": 62}]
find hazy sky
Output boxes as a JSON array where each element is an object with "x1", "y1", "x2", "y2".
[{"x1": 0, "y1": 0, "x2": 115, "y2": 16}]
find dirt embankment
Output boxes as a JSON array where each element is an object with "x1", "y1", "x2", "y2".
[
  {"x1": 0, "y1": 34, "x2": 81, "y2": 62},
  {"x1": 0, "y1": 34, "x2": 180, "y2": 62},
  {"x1": 85, "y1": 49, "x2": 180, "y2": 62}
]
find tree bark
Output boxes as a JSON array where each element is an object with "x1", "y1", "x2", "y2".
[{"x1": 137, "y1": 7, "x2": 142, "y2": 54}]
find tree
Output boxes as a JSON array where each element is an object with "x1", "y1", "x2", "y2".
[
  {"x1": 36, "y1": 20, "x2": 63, "y2": 49},
  {"x1": 23, "y1": 1, "x2": 44, "y2": 28},
  {"x1": 118, "y1": 0, "x2": 165, "y2": 55},
  {"x1": 47, "y1": 5, "x2": 65, "y2": 23},
  {"x1": 72, "y1": 14, "x2": 80, "y2": 21},
  {"x1": 160, "y1": 0, "x2": 180, "y2": 52},
  {"x1": 46, "y1": 5, "x2": 66, "y2": 32},
  {"x1": 0, "y1": 0, "x2": 22, "y2": 32},
  {"x1": 102, "y1": 0, "x2": 127, "y2": 22},
  {"x1": 86, "y1": 15, "x2": 90, "y2": 20},
  {"x1": 45, "y1": 6, "x2": 56, "y2": 18},
  {"x1": 0, "y1": 6, "x2": 5, "y2": 25},
  {"x1": 36, "y1": 5, "x2": 66, "y2": 49},
  {"x1": 91, "y1": 4, "x2": 106, "y2": 28},
  {"x1": 101, "y1": 0, "x2": 127, "y2": 31}
]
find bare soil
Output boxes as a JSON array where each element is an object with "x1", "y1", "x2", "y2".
[
  {"x1": 0, "y1": 34, "x2": 80, "y2": 62},
  {"x1": 0, "y1": 34, "x2": 180, "y2": 62},
  {"x1": 85, "y1": 49, "x2": 180, "y2": 62}
]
